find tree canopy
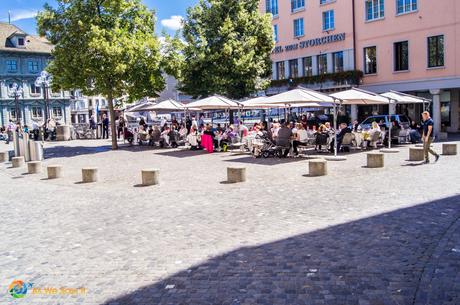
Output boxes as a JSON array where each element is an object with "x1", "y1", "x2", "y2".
[
  {"x1": 180, "y1": 0, "x2": 274, "y2": 99},
  {"x1": 37, "y1": 0, "x2": 165, "y2": 149}
]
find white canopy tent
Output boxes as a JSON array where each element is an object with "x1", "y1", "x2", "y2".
[
  {"x1": 127, "y1": 101, "x2": 157, "y2": 112},
  {"x1": 381, "y1": 91, "x2": 431, "y2": 106},
  {"x1": 329, "y1": 88, "x2": 390, "y2": 158},
  {"x1": 141, "y1": 99, "x2": 186, "y2": 112},
  {"x1": 263, "y1": 87, "x2": 335, "y2": 107},
  {"x1": 186, "y1": 95, "x2": 242, "y2": 110}
]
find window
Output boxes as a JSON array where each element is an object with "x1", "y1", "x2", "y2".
[
  {"x1": 364, "y1": 46, "x2": 377, "y2": 74},
  {"x1": 320, "y1": 0, "x2": 335, "y2": 4},
  {"x1": 333, "y1": 52, "x2": 344, "y2": 73},
  {"x1": 366, "y1": 0, "x2": 385, "y2": 21},
  {"x1": 266, "y1": 0, "x2": 279, "y2": 16},
  {"x1": 397, "y1": 0, "x2": 417, "y2": 15},
  {"x1": 302, "y1": 56, "x2": 313, "y2": 77},
  {"x1": 31, "y1": 107, "x2": 43, "y2": 119},
  {"x1": 52, "y1": 107, "x2": 63, "y2": 118},
  {"x1": 427, "y1": 35, "x2": 444, "y2": 68},
  {"x1": 322, "y1": 10, "x2": 334, "y2": 31},
  {"x1": 28, "y1": 61, "x2": 39, "y2": 73},
  {"x1": 30, "y1": 83, "x2": 41, "y2": 95},
  {"x1": 394, "y1": 41, "x2": 409, "y2": 71},
  {"x1": 291, "y1": 0, "x2": 305, "y2": 12},
  {"x1": 6, "y1": 60, "x2": 17, "y2": 72},
  {"x1": 293, "y1": 18, "x2": 304, "y2": 37},
  {"x1": 9, "y1": 109, "x2": 17, "y2": 120},
  {"x1": 273, "y1": 25, "x2": 279, "y2": 43},
  {"x1": 276, "y1": 61, "x2": 285, "y2": 80},
  {"x1": 289, "y1": 59, "x2": 299, "y2": 78},
  {"x1": 18, "y1": 37, "x2": 25, "y2": 46},
  {"x1": 317, "y1": 54, "x2": 328, "y2": 75}
]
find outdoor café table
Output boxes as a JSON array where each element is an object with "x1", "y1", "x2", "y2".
[{"x1": 201, "y1": 133, "x2": 214, "y2": 153}]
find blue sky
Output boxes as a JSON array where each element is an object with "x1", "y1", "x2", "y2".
[{"x1": 0, "y1": 0, "x2": 198, "y2": 36}]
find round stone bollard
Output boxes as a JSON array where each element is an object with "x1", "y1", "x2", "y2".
[
  {"x1": 141, "y1": 169, "x2": 160, "y2": 186},
  {"x1": 442, "y1": 143, "x2": 457, "y2": 156},
  {"x1": 12, "y1": 156, "x2": 25, "y2": 168},
  {"x1": 27, "y1": 161, "x2": 42, "y2": 174},
  {"x1": 227, "y1": 167, "x2": 246, "y2": 183},
  {"x1": 367, "y1": 153, "x2": 384, "y2": 168},
  {"x1": 0, "y1": 152, "x2": 8, "y2": 162},
  {"x1": 82, "y1": 168, "x2": 98, "y2": 183},
  {"x1": 47, "y1": 165, "x2": 63, "y2": 179},
  {"x1": 409, "y1": 147, "x2": 425, "y2": 161},
  {"x1": 309, "y1": 159, "x2": 327, "y2": 177}
]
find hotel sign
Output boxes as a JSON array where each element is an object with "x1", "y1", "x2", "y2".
[{"x1": 273, "y1": 33, "x2": 346, "y2": 54}]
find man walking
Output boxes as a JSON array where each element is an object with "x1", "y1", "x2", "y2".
[{"x1": 421, "y1": 111, "x2": 440, "y2": 164}]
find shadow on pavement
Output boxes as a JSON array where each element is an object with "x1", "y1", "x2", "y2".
[
  {"x1": 100, "y1": 195, "x2": 460, "y2": 305},
  {"x1": 44, "y1": 145, "x2": 113, "y2": 159}
]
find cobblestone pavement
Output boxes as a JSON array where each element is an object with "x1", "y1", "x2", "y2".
[{"x1": 0, "y1": 138, "x2": 459, "y2": 305}]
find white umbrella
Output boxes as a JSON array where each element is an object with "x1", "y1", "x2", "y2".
[
  {"x1": 127, "y1": 101, "x2": 156, "y2": 112},
  {"x1": 264, "y1": 88, "x2": 335, "y2": 106},
  {"x1": 381, "y1": 91, "x2": 431, "y2": 105},
  {"x1": 186, "y1": 95, "x2": 242, "y2": 110},
  {"x1": 328, "y1": 88, "x2": 389, "y2": 159},
  {"x1": 142, "y1": 99, "x2": 186, "y2": 111},
  {"x1": 241, "y1": 97, "x2": 274, "y2": 109},
  {"x1": 330, "y1": 87, "x2": 389, "y2": 105}
]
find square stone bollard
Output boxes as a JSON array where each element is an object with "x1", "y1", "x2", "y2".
[
  {"x1": 409, "y1": 147, "x2": 425, "y2": 161},
  {"x1": 0, "y1": 152, "x2": 8, "y2": 162},
  {"x1": 442, "y1": 143, "x2": 457, "y2": 156},
  {"x1": 12, "y1": 156, "x2": 25, "y2": 168},
  {"x1": 227, "y1": 167, "x2": 246, "y2": 183},
  {"x1": 82, "y1": 168, "x2": 98, "y2": 183},
  {"x1": 27, "y1": 161, "x2": 42, "y2": 174},
  {"x1": 142, "y1": 169, "x2": 160, "y2": 186},
  {"x1": 367, "y1": 153, "x2": 384, "y2": 168},
  {"x1": 309, "y1": 159, "x2": 327, "y2": 177},
  {"x1": 47, "y1": 165, "x2": 63, "y2": 179}
]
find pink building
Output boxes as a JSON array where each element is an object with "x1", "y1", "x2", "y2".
[{"x1": 260, "y1": 0, "x2": 460, "y2": 133}]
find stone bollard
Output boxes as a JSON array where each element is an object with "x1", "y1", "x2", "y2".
[
  {"x1": 0, "y1": 152, "x2": 8, "y2": 162},
  {"x1": 82, "y1": 168, "x2": 98, "y2": 183},
  {"x1": 141, "y1": 169, "x2": 160, "y2": 186},
  {"x1": 47, "y1": 165, "x2": 63, "y2": 179},
  {"x1": 409, "y1": 147, "x2": 425, "y2": 161},
  {"x1": 227, "y1": 167, "x2": 246, "y2": 183},
  {"x1": 27, "y1": 161, "x2": 42, "y2": 174},
  {"x1": 367, "y1": 153, "x2": 384, "y2": 168},
  {"x1": 309, "y1": 159, "x2": 327, "y2": 177},
  {"x1": 12, "y1": 156, "x2": 25, "y2": 168},
  {"x1": 442, "y1": 143, "x2": 457, "y2": 156}
]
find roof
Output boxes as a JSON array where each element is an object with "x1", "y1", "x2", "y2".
[{"x1": 0, "y1": 22, "x2": 53, "y2": 54}]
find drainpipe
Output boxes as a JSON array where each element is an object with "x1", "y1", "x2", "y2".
[{"x1": 352, "y1": 0, "x2": 357, "y2": 74}]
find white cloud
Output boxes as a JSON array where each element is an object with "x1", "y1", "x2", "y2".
[
  {"x1": 160, "y1": 15, "x2": 184, "y2": 31},
  {"x1": 5, "y1": 9, "x2": 39, "y2": 22}
]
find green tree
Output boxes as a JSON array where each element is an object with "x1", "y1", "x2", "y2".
[
  {"x1": 37, "y1": 0, "x2": 165, "y2": 149},
  {"x1": 180, "y1": 0, "x2": 274, "y2": 99}
]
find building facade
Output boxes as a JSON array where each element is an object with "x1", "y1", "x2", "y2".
[
  {"x1": 260, "y1": 0, "x2": 460, "y2": 133},
  {"x1": 0, "y1": 22, "x2": 72, "y2": 128}
]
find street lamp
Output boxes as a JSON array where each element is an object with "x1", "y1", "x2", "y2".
[
  {"x1": 10, "y1": 82, "x2": 23, "y2": 125},
  {"x1": 35, "y1": 71, "x2": 53, "y2": 129}
]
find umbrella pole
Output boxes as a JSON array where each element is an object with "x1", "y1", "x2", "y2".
[{"x1": 334, "y1": 101, "x2": 338, "y2": 157}]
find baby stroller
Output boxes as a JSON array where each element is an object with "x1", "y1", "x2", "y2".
[
  {"x1": 124, "y1": 128, "x2": 134, "y2": 145},
  {"x1": 253, "y1": 134, "x2": 282, "y2": 158}
]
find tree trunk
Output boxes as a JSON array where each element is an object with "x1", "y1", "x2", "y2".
[{"x1": 107, "y1": 91, "x2": 118, "y2": 150}]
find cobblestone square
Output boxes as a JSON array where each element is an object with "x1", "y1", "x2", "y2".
[{"x1": 0, "y1": 139, "x2": 459, "y2": 305}]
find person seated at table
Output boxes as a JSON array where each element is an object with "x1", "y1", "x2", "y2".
[
  {"x1": 315, "y1": 124, "x2": 329, "y2": 151},
  {"x1": 409, "y1": 120, "x2": 422, "y2": 144},
  {"x1": 160, "y1": 125, "x2": 171, "y2": 147},
  {"x1": 330, "y1": 123, "x2": 352, "y2": 153},
  {"x1": 187, "y1": 126, "x2": 199, "y2": 150},
  {"x1": 271, "y1": 122, "x2": 280, "y2": 140},
  {"x1": 276, "y1": 120, "x2": 293, "y2": 158},
  {"x1": 293, "y1": 124, "x2": 309, "y2": 156},
  {"x1": 324, "y1": 122, "x2": 333, "y2": 132},
  {"x1": 351, "y1": 120, "x2": 360, "y2": 132},
  {"x1": 216, "y1": 123, "x2": 224, "y2": 134},
  {"x1": 178, "y1": 124, "x2": 188, "y2": 140}
]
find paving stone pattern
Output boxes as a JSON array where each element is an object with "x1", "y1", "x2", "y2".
[{"x1": 0, "y1": 139, "x2": 459, "y2": 305}]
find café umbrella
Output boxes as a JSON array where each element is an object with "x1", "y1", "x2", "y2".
[{"x1": 330, "y1": 88, "x2": 389, "y2": 159}]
